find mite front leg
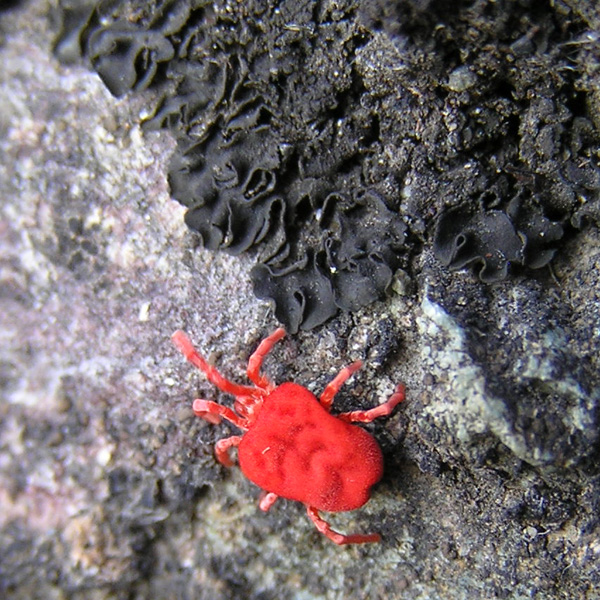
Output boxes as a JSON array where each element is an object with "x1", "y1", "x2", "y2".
[
  {"x1": 338, "y1": 383, "x2": 405, "y2": 424},
  {"x1": 172, "y1": 330, "x2": 256, "y2": 397},
  {"x1": 246, "y1": 328, "x2": 286, "y2": 389},
  {"x1": 306, "y1": 506, "x2": 381, "y2": 545},
  {"x1": 192, "y1": 399, "x2": 248, "y2": 429},
  {"x1": 215, "y1": 435, "x2": 243, "y2": 467},
  {"x1": 319, "y1": 360, "x2": 363, "y2": 412}
]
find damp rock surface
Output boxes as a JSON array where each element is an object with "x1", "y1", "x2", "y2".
[{"x1": 1, "y1": 2, "x2": 600, "y2": 600}]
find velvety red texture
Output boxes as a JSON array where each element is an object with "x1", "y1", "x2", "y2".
[{"x1": 238, "y1": 383, "x2": 384, "y2": 512}]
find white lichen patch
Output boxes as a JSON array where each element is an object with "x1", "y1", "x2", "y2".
[
  {"x1": 416, "y1": 295, "x2": 554, "y2": 465},
  {"x1": 512, "y1": 327, "x2": 598, "y2": 435}
]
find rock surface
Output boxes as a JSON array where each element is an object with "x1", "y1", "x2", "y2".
[
  {"x1": 52, "y1": 0, "x2": 600, "y2": 332},
  {"x1": 1, "y1": 2, "x2": 599, "y2": 599}
]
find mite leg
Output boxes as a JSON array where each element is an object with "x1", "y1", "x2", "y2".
[
  {"x1": 246, "y1": 328, "x2": 286, "y2": 389},
  {"x1": 214, "y1": 435, "x2": 243, "y2": 467},
  {"x1": 306, "y1": 506, "x2": 381, "y2": 545},
  {"x1": 193, "y1": 399, "x2": 248, "y2": 429},
  {"x1": 172, "y1": 330, "x2": 256, "y2": 397},
  {"x1": 319, "y1": 360, "x2": 363, "y2": 412},
  {"x1": 258, "y1": 491, "x2": 278, "y2": 512},
  {"x1": 338, "y1": 383, "x2": 405, "y2": 424}
]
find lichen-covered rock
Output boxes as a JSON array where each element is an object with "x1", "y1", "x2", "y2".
[{"x1": 54, "y1": 0, "x2": 600, "y2": 331}]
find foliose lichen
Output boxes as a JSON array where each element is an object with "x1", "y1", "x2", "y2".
[{"x1": 54, "y1": 0, "x2": 600, "y2": 330}]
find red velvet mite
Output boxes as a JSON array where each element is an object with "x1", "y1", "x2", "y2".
[{"x1": 172, "y1": 328, "x2": 405, "y2": 545}]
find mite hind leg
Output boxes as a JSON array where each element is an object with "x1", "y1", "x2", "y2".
[
  {"x1": 306, "y1": 506, "x2": 381, "y2": 545},
  {"x1": 258, "y1": 491, "x2": 279, "y2": 512}
]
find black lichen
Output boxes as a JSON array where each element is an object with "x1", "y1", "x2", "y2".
[
  {"x1": 168, "y1": 127, "x2": 286, "y2": 256},
  {"x1": 434, "y1": 195, "x2": 564, "y2": 282},
  {"x1": 252, "y1": 250, "x2": 338, "y2": 333},
  {"x1": 54, "y1": 0, "x2": 600, "y2": 329},
  {"x1": 251, "y1": 190, "x2": 407, "y2": 332}
]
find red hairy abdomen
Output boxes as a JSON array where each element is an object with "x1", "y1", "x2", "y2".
[{"x1": 238, "y1": 383, "x2": 384, "y2": 512}]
